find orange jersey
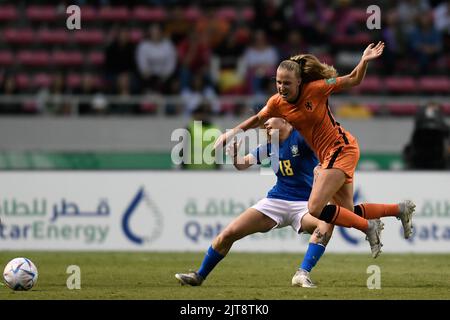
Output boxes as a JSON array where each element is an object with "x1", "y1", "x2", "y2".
[{"x1": 258, "y1": 77, "x2": 357, "y2": 164}]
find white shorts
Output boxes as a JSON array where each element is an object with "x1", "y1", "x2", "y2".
[{"x1": 251, "y1": 198, "x2": 309, "y2": 233}]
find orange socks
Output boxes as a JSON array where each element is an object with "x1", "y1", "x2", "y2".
[
  {"x1": 318, "y1": 203, "x2": 400, "y2": 232},
  {"x1": 354, "y1": 203, "x2": 399, "y2": 219},
  {"x1": 330, "y1": 206, "x2": 369, "y2": 231}
]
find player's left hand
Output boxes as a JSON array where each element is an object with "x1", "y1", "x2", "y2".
[
  {"x1": 226, "y1": 137, "x2": 242, "y2": 159},
  {"x1": 362, "y1": 41, "x2": 385, "y2": 61}
]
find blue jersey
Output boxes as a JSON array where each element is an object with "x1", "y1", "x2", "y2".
[{"x1": 251, "y1": 130, "x2": 318, "y2": 201}]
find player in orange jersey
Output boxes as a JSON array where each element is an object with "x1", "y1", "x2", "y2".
[{"x1": 214, "y1": 42, "x2": 415, "y2": 258}]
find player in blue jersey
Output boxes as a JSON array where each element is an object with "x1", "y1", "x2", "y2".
[{"x1": 175, "y1": 117, "x2": 334, "y2": 288}]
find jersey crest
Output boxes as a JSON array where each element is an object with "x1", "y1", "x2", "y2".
[{"x1": 291, "y1": 145, "x2": 300, "y2": 157}]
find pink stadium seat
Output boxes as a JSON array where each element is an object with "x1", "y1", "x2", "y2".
[
  {"x1": 241, "y1": 7, "x2": 255, "y2": 21},
  {"x1": 215, "y1": 7, "x2": 237, "y2": 21},
  {"x1": 73, "y1": 29, "x2": 105, "y2": 45},
  {"x1": 385, "y1": 76, "x2": 417, "y2": 93},
  {"x1": 333, "y1": 33, "x2": 371, "y2": 46},
  {"x1": 22, "y1": 101, "x2": 38, "y2": 113},
  {"x1": 17, "y1": 50, "x2": 50, "y2": 66},
  {"x1": 366, "y1": 103, "x2": 383, "y2": 114},
  {"x1": 316, "y1": 53, "x2": 334, "y2": 66},
  {"x1": 37, "y1": 29, "x2": 70, "y2": 45},
  {"x1": 418, "y1": 77, "x2": 450, "y2": 94},
  {"x1": 33, "y1": 73, "x2": 53, "y2": 88},
  {"x1": 184, "y1": 7, "x2": 202, "y2": 21},
  {"x1": 347, "y1": 8, "x2": 368, "y2": 23},
  {"x1": 3, "y1": 28, "x2": 35, "y2": 45},
  {"x1": 132, "y1": 6, "x2": 167, "y2": 22},
  {"x1": 129, "y1": 29, "x2": 144, "y2": 43},
  {"x1": 26, "y1": 6, "x2": 58, "y2": 22},
  {"x1": 385, "y1": 103, "x2": 418, "y2": 116},
  {"x1": 358, "y1": 76, "x2": 383, "y2": 93},
  {"x1": 0, "y1": 51, "x2": 14, "y2": 66},
  {"x1": 0, "y1": 5, "x2": 18, "y2": 21},
  {"x1": 79, "y1": 6, "x2": 97, "y2": 22},
  {"x1": 66, "y1": 73, "x2": 82, "y2": 89},
  {"x1": 98, "y1": 6, "x2": 130, "y2": 21},
  {"x1": 52, "y1": 51, "x2": 83, "y2": 66},
  {"x1": 140, "y1": 101, "x2": 158, "y2": 113},
  {"x1": 441, "y1": 103, "x2": 450, "y2": 115},
  {"x1": 87, "y1": 52, "x2": 105, "y2": 66},
  {"x1": 234, "y1": 27, "x2": 251, "y2": 45},
  {"x1": 15, "y1": 73, "x2": 30, "y2": 90}
]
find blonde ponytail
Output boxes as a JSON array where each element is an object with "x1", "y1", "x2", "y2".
[{"x1": 279, "y1": 54, "x2": 338, "y2": 83}]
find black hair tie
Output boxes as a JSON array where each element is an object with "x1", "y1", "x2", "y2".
[{"x1": 291, "y1": 58, "x2": 305, "y2": 77}]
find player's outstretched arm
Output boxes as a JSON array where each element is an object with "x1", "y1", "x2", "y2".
[
  {"x1": 213, "y1": 113, "x2": 269, "y2": 150},
  {"x1": 339, "y1": 41, "x2": 385, "y2": 90},
  {"x1": 226, "y1": 138, "x2": 256, "y2": 171}
]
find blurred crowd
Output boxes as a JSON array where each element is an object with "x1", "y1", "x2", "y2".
[{"x1": 0, "y1": 0, "x2": 449, "y2": 116}]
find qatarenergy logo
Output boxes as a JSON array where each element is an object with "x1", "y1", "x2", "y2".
[
  {"x1": 0, "y1": 198, "x2": 109, "y2": 243},
  {"x1": 171, "y1": 121, "x2": 280, "y2": 168},
  {"x1": 121, "y1": 187, "x2": 163, "y2": 245}
]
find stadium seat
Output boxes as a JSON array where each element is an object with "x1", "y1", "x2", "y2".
[
  {"x1": 140, "y1": 101, "x2": 158, "y2": 114},
  {"x1": 315, "y1": 53, "x2": 334, "y2": 66},
  {"x1": 441, "y1": 103, "x2": 450, "y2": 115},
  {"x1": 98, "y1": 6, "x2": 130, "y2": 21},
  {"x1": 36, "y1": 29, "x2": 70, "y2": 45},
  {"x1": 73, "y1": 29, "x2": 105, "y2": 46},
  {"x1": 32, "y1": 73, "x2": 53, "y2": 88},
  {"x1": 332, "y1": 33, "x2": 372, "y2": 46},
  {"x1": 0, "y1": 5, "x2": 18, "y2": 21},
  {"x1": 129, "y1": 29, "x2": 144, "y2": 43},
  {"x1": 418, "y1": 77, "x2": 450, "y2": 94},
  {"x1": 0, "y1": 51, "x2": 14, "y2": 66},
  {"x1": 88, "y1": 52, "x2": 105, "y2": 66},
  {"x1": 347, "y1": 8, "x2": 368, "y2": 23},
  {"x1": 358, "y1": 76, "x2": 383, "y2": 93},
  {"x1": 22, "y1": 101, "x2": 38, "y2": 113},
  {"x1": 52, "y1": 51, "x2": 83, "y2": 67},
  {"x1": 385, "y1": 76, "x2": 417, "y2": 94},
  {"x1": 78, "y1": 6, "x2": 97, "y2": 22},
  {"x1": 234, "y1": 27, "x2": 251, "y2": 45},
  {"x1": 366, "y1": 103, "x2": 383, "y2": 115},
  {"x1": 3, "y1": 28, "x2": 35, "y2": 45},
  {"x1": 385, "y1": 103, "x2": 418, "y2": 116},
  {"x1": 66, "y1": 73, "x2": 82, "y2": 89},
  {"x1": 215, "y1": 7, "x2": 237, "y2": 21},
  {"x1": 26, "y1": 6, "x2": 58, "y2": 22},
  {"x1": 241, "y1": 7, "x2": 255, "y2": 21},
  {"x1": 17, "y1": 50, "x2": 50, "y2": 67},
  {"x1": 15, "y1": 73, "x2": 31, "y2": 90},
  {"x1": 132, "y1": 6, "x2": 167, "y2": 22},
  {"x1": 184, "y1": 7, "x2": 202, "y2": 21}
]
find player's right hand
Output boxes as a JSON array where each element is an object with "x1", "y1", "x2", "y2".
[{"x1": 214, "y1": 133, "x2": 227, "y2": 150}]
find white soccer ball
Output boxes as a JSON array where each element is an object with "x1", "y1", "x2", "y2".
[{"x1": 3, "y1": 257, "x2": 38, "y2": 291}]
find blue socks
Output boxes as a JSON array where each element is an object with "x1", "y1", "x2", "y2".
[
  {"x1": 198, "y1": 246, "x2": 225, "y2": 279},
  {"x1": 300, "y1": 243, "x2": 325, "y2": 272}
]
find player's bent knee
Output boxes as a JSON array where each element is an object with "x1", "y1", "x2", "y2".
[{"x1": 307, "y1": 203, "x2": 321, "y2": 217}]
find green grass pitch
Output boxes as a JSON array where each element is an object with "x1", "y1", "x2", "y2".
[{"x1": 0, "y1": 252, "x2": 449, "y2": 300}]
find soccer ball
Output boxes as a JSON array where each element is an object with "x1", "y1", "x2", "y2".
[{"x1": 3, "y1": 257, "x2": 38, "y2": 291}]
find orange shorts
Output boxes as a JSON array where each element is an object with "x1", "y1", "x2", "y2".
[{"x1": 321, "y1": 142, "x2": 360, "y2": 184}]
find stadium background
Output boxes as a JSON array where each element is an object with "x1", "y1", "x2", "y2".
[{"x1": 0, "y1": 0, "x2": 449, "y2": 300}]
